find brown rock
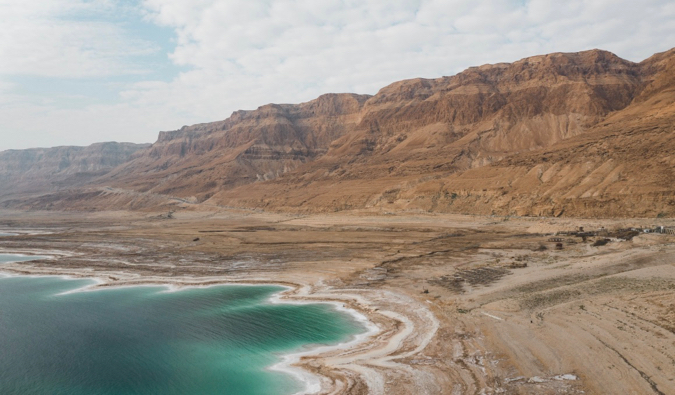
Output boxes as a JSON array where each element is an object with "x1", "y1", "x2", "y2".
[{"x1": 4, "y1": 48, "x2": 675, "y2": 218}]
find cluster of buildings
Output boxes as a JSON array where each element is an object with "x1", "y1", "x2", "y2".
[
  {"x1": 556, "y1": 225, "x2": 675, "y2": 239},
  {"x1": 633, "y1": 226, "x2": 675, "y2": 234}
]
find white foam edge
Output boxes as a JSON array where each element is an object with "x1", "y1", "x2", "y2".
[
  {"x1": 0, "y1": 230, "x2": 54, "y2": 236},
  {"x1": 0, "y1": 247, "x2": 74, "y2": 258},
  {"x1": 0, "y1": 271, "x2": 105, "y2": 294},
  {"x1": 0, "y1": 270, "x2": 379, "y2": 394},
  {"x1": 266, "y1": 286, "x2": 380, "y2": 395},
  {"x1": 157, "y1": 278, "x2": 381, "y2": 394}
]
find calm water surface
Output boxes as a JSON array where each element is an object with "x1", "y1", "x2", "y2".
[
  {"x1": 0, "y1": 255, "x2": 364, "y2": 395},
  {"x1": 0, "y1": 254, "x2": 48, "y2": 263}
]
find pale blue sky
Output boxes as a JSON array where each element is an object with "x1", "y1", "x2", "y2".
[{"x1": 1, "y1": 0, "x2": 675, "y2": 150}]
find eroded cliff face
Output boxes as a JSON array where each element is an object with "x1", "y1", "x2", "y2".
[
  {"x1": 208, "y1": 49, "x2": 674, "y2": 217},
  {"x1": 96, "y1": 93, "x2": 371, "y2": 201},
  {"x1": 0, "y1": 142, "x2": 149, "y2": 199},
  {"x1": 5, "y1": 48, "x2": 675, "y2": 217},
  {"x1": 105, "y1": 49, "x2": 647, "y2": 205},
  {"x1": 424, "y1": 49, "x2": 675, "y2": 218}
]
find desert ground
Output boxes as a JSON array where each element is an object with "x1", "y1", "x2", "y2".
[{"x1": 0, "y1": 208, "x2": 674, "y2": 395}]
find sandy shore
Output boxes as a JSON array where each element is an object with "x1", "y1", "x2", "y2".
[
  {"x1": 1, "y1": 209, "x2": 674, "y2": 394},
  {"x1": 0, "y1": 260, "x2": 433, "y2": 395}
]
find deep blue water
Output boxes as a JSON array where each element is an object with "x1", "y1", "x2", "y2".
[{"x1": 0, "y1": 255, "x2": 363, "y2": 395}]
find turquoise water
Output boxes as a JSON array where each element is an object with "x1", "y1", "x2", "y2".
[
  {"x1": 0, "y1": 254, "x2": 48, "y2": 263},
  {"x1": 0, "y1": 261, "x2": 364, "y2": 395}
]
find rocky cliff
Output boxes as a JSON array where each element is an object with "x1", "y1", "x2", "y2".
[
  {"x1": 0, "y1": 142, "x2": 149, "y2": 199},
  {"x1": 209, "y1": 48, "x2": 675, "y2": 217},
  {"x1": 96, "y1": 93, "x2": 371, "y2": 201},
  {"x1": 5, "y1": 48, "x2": 675, "y2": 217}
]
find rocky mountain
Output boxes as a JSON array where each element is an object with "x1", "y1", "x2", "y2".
[
  {"x1": 96, "y1": 93, "x2": 371, "y2": 200},
  {"x1": 209, "y1": 48, "x2": 675, "y2": 217},
  {"x1": 4, "y1": 48, "x2": 675, "y2": 217},
  {"x1": 0, "y1": 142, "x2": 149, "y2": 199}
]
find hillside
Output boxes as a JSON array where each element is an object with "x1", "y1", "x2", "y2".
[
  {"x1": 210, "y1": 48, "x2": 675, "y2": 217},
  {"x1": 98, "y1": 93, "x2": 371, "y2": 199},
  {"x1": 3, "y1": 48, "x2": 675, "y2": 217},
  {"x1": 0, "y1": 142, "x2": 149, "y2": 200}
]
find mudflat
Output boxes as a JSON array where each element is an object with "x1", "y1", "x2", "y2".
[{"x1": 1, "y1": 208, "x2": 674, "y2": 395}]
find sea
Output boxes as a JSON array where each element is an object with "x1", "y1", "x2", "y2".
[{"x1": 0, "y1": 254, "x2": 365, "y2": 395}]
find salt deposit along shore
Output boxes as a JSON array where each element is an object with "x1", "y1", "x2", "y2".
[{"x1": 0, "y1": 208, "x2": 674, "y2": 394}]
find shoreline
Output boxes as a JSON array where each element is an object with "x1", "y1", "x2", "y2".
[
  {"x1": 0, "y1": 249, "x2": 415, "y2": 395},
  {"x1": 4, "y1": 211, "x2": 672, "y2": 394},
  {"x1": 267, "y1": 286, "x2": 381, "y2": 395}
]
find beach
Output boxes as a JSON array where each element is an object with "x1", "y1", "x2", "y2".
[
  {"x1": 1, "y1": 208, "x2": 674, "y2": 394},
  {"x1": 0, "y1": 270, "x2": 368, "y2": 395}
]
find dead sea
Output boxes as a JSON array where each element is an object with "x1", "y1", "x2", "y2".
[{"x1": 0, "y1": 254, "x2": 366, "y2": 395}]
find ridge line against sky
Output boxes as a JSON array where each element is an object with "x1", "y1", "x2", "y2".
[{"x1": 1, "y1": 0, "x2": 675, "y2": 150}]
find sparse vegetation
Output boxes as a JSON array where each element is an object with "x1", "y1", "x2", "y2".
[
  {"x1": 522, "y1": 289, "x2": 583, "y2": 310},
  {"x1": 610, "y1": 230, "x2": 640, "y2": 240}
]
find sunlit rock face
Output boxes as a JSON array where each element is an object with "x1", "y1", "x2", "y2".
[{"x1": 5, "y1": 48, "x2": 675, "y2": 217}]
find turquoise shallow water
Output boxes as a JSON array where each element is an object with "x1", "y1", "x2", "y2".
[
  {"x1": 0, "y1": 256, "x2": 364, "y2": 395},
  {"x1": 0, "y1": 254, "x2": 48, "y2": 263}
]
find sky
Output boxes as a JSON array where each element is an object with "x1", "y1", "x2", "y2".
[{"x1": 1, "y1": 0, "x2": 675, "y2": 150}]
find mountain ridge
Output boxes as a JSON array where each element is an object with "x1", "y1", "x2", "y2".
[
  {"x1": 3, "y1": 48, "x2": 675, "y2": 217},
  {"x1": 0, "y1": 142, "x2": 149, "y2": 200}
]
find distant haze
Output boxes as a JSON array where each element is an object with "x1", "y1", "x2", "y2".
[{"x1": 1, "y1": 0, "x2": 675, "y2": 150}]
